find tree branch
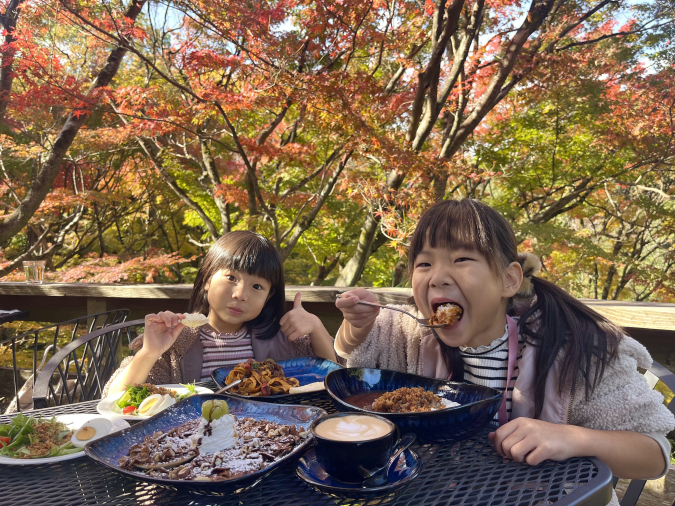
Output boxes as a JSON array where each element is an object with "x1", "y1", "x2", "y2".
[{"x1": 0, "y1": 0, "x2": 147, "y2": 245}]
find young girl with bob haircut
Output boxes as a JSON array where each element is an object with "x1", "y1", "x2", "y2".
[
  {"x1": 106, "y1": 231, "x2": 335, "y2": 395},
  {"x1": 336, "y1": 199, "x2": 673, "y2": 505}
]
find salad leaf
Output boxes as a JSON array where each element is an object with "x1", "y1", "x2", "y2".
[
  {"x1": 116, "y1": 385, "x2": 151, "y2": 409},
  {"x1": 0, "y1": 416, "x2": 83, "y2": 459},
  {"x1": 176, "y1": 382, "x2": 198, "y2": 400}
]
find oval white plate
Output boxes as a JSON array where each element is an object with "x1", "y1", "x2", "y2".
[
  {"x1": 97, "y1": 384, "x2": 213, "y2": 421},
  {"x1": 0, "y1": 413, "x2": 129, "y2": 465}
]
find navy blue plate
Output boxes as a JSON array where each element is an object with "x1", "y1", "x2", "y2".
[
  {"x1": 325, "y1": 368, "x2": 502, "y2": 442},
  {"x1": 211, "y1": 356, "x2": 342, "y2": 400},
  {"x1": 85, "y1": 394, "x2": 326, "y2": 495},
  {"x1": 296, "y1": 447, "x2": 422, "y2": 499}
]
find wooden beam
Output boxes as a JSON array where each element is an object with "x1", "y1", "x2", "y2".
[{"x1": 0, "y1": 283, "x2": 674, "y2": 332}]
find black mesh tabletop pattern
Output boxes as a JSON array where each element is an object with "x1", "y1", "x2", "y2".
[{"x1": 0, "y1": 385, "x2": 613, "y2": 506}]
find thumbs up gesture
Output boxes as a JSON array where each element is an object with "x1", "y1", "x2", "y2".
[{"x1": 279, "y1": 291, "x2": 322, "y2": 342}]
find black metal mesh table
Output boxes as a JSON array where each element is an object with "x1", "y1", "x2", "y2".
[{"x1": 0, "y1": 383, "x2": 613, "y2": 506}]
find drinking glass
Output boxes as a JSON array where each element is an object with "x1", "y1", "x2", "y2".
[{"x1": 23, "y1": 260, "x2": 46, "y2": 284}]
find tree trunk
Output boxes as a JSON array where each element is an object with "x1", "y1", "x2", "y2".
[
  {"x1": 392, "y1": 254, "x2": 408, "y2": 287},
  {"x1": 335, "y1": 210, "x2": 380, "y2": 286},
  {"x1": 0, "y1": 0, "x2": 23, "y2": 123},
  {"x1": 0, "y1": 0, "x2": 147, "y2": 245},
  {"x1": 600, "y1": 264, "x2": 616, "y2": 300},
  {"x1": 335, "y1": 169, "x2": 404, "y2": 286},
  {"x1": 311, "y1": 253, "x2": 342, "y2": 286},
  {"x1": 200, "y1": 138, "x2": 230, "y2": 234}
]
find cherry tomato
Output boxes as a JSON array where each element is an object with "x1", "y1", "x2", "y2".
[
  {"x1": 122, "y1": 405, "x2": 137, "y2": 415},
  {"x1": 0, "y1": 436, "x2": 10, "y2": 447}
]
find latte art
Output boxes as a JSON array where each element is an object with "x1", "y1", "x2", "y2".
[{"x1": 315, "y1": 415, "x2": 392, "y2": 441}]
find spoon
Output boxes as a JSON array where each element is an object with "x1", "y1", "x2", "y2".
[
  {"x1": 360, "y1": 433, "x2": 417, "y2": 488},
  {"x1": 215, "y1": 379, "x2": 242, "y2": 395},
  {"x1": 337, "y1": 295, "x2": 449, "y2": 328}
]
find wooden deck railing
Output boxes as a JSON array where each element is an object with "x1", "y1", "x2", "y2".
[{"x1": 1, "y1": 282, "x2": 674, "y2": 366}]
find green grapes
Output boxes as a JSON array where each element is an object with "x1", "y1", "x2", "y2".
[{"x1": 201, "y1": 399, "x2": 229, "y2": 421}]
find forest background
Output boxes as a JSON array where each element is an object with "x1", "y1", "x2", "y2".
[{"x1": 0, "y1": 0, "x2": 674, "y2": 302}]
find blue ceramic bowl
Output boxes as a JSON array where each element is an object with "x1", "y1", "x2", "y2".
[
  {"x1": 211, "y1": 356, "x2": 342, "y2": 400},
  {"x1": 324, "y1": 368, "x2": 502, "y2": 442},
  {"x1": 85, "y1": 394, "x2": 327, "y2": 495}
]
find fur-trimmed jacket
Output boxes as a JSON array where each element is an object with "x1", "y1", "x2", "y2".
[{"x1": 336, "y1": 305, "x2": 675, "y2": 506}]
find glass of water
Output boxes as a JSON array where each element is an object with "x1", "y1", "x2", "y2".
[{"x1": 23, "y1": 260, "x2": 46, "y2": 284}]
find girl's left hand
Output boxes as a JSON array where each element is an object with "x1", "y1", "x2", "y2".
[
  {"x1": 489, "y1": 418, "x2": 579, "y2": 465},
  {"x1": 280, "y1": 292, "x2": 321, "y2": 341}
]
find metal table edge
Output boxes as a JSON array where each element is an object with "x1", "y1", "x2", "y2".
[{"x1": 555, "y1": 457, "x2": 614, "y2": 506}]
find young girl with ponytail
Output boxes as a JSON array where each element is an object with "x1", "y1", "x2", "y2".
[{"x1": 335, "y1": 199, "x2": 673, "y2": 505}]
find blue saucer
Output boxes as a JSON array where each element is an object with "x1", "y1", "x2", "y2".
[{"x1": 296, "y1": 448, "x2": 422, "y2": 499}]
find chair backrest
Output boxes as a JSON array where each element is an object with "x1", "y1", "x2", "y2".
[
  {"x1": 32, "y1": 319, "x2": 145, "y2": 410},
  {"x1": 0, "y1": 309, "x2": 130, "y2": 411},
  {"x1": 615, "y1": 361, "x2": 675, "y2": 506}
]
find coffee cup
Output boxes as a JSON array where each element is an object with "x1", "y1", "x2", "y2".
[{"x1": 310, "y1": 412, "x2": 398, "y2": 483}]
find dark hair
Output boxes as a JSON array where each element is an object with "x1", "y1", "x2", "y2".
[
  {"x1": 187, "y1": 231, "x2": 285, "y2": 340},
  {"x1": 408, "y1": 199, "x2": 622, "y2": 417}
]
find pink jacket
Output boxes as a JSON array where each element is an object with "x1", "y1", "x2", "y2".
[{"x1": 417, "y1": 328, "x2": 571, "y2": 424}]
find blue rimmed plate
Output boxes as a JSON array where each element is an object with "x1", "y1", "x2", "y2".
[
  {"x1": 211, "y1": 356, "x2": 342, "y2": 401},
  {"x1": 325, "y1": 368, "x2": 502, "y2": 442},
  {"x1": 296, "y1": 447, "x2": 422, "y2": 499},
  {"x1": 84, "y1": 394, "x2": 326, "y2": 495}
]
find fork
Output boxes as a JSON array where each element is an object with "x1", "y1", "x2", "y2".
[{"x1": 337, "y1": 295, "x2": 447, "y2": 328}]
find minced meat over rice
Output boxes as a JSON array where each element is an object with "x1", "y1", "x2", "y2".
[{"x1": 372, "y1": 387, "x2": 448, "y2": 413}]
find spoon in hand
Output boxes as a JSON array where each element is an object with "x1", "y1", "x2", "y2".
[
  {"x1": 360, "y1": 433, "x2": 417, "y2": 488},
  {"x1": 337, "y1": 295, "x2": 449, "y2": 328}
]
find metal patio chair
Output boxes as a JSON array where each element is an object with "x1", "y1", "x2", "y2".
[
  {"x1": 32, "y1": 318, "x2": 144, "y2": 410},
  {"x1": 0, "y1": 309, "x2": 130, "y2": 412},
  {"x1": 615, "y1": 361, "x2": 675, "y2": 506}
]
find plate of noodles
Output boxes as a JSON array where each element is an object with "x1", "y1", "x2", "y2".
[{"x1": 211, "y1": 357, "x2": 342, "y2": 401}]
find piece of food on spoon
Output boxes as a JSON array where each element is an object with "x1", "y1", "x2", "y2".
[
  {"x1": 180, "y1": 313, "x2": 210, "y2": 328},
  {"x1": 429, "y1": 303, "x2": 463, "y2": 326}
]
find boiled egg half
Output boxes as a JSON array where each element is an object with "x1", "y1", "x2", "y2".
[
  {"x1": 71, "y1": 417, "x2": 112, "y2": 447},
  {"x1": 137, "y1": 393, "x2": 176, "y2": 416}
]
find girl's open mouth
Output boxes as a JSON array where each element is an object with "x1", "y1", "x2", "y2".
[{"x1": 430, "y1": 301, "x2": 464, "y2": 327}]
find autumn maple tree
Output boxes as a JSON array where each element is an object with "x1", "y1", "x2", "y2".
[{"x1": 0, "y1": 0, "x2": 674, "y2": 300}]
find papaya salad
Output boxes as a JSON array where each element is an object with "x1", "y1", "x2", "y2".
[
  {"x1": 115, "y1": 383, "x2": 198, "y2": 417},
  {"x1": 0, "y1": 414, "x2": 83, "y2": 459}
]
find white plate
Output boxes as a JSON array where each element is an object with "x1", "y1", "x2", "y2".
[
  {"x1": 97, "y1": 384, "x2": 213, "y2": 421},
  {"x1": 0, "y1": 413, "x2": 130, "y2": 465}
]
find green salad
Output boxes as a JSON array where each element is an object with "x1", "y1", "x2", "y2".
[
  {"x1": 115, "y1": 382, "x2": 198, "y2": 416},
  {"x1": 0, "y1": 414, "x2": 83, "y2": 459}
]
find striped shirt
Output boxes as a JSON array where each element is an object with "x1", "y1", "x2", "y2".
[
  {"x1": 200, "y1": 326, "x2": 254, "y2": 381},
  {"x1": 460, "y1": 325, "x2": 524, "y2": 427}
]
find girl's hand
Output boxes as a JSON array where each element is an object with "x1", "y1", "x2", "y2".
[
  {"x1": 141, "y1": 311, "x2": 186, "y2": 360},
  {"x1": 335, "y1": 288, "x2": 380, "y2": 329},
  {"x1": 280, "y1": 292, "x2": 321, "y2": 341},
  {"x1": 489, "y1": 418, "x2": 579, "y2": 465}
]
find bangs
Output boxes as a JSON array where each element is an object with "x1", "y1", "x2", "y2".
[
  {"x1": 217, "y1": 234, "x2": 281, "y2": 284},
  {"x1": 409, "y1": 199, "x2": 517, "y2": 273},
  {"x1": 188, "y1": 230, "x2": 286, "y2": 340}
]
